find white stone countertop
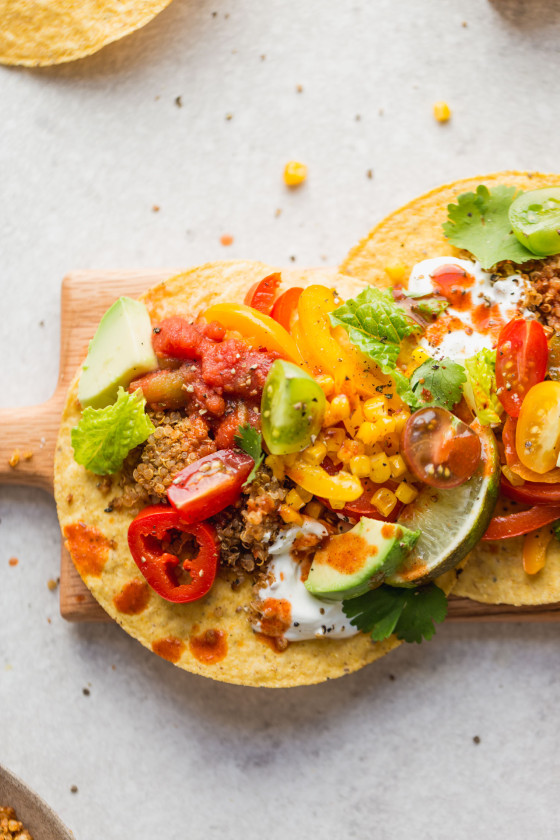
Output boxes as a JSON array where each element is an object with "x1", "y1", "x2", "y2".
[{"x1": 2, "y1": 0, "x2": 560, "y2": 837}]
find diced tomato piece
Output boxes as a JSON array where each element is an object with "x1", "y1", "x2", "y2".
[
  {"x1": 201, "y1": 339, "x2": 279, "y2": 397},
  {"x1": 130, "y1": 368, "x2": 188, "y2": 410},
  {"x1": 214, "y1": 402, "x2": 260, "y2": 449},
  {"x1": 152, "y1": 317, "x2": 207, "y2": 361}
]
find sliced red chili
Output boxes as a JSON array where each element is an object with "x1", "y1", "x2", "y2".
[
  {"x1": 500, "y1": 475, "x2": 560, "y2": 506},
  {"x1": 128, "y1": 505, "x2": 219, "y2": 603},
  {"x1": 167, "y1": 449, "x2": 254, "y2": 523},
  {"x1": 482, "y1": 504, "x2": 560, "y2": 541},
  {"x1": 244, "y1": 273, "x2": 281, "y2": 315}
]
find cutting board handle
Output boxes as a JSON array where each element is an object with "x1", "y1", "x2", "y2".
[{"x1": 0, "y1": 395, "x2": 62, "y2": 493}]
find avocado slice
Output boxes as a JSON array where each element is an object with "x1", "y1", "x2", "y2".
[
  {"x1": 78, "y1": 297, "x2": 158, "y2": 409},
  {"x1": 304, "y1": 517, "x2": 420, "y2": 602}
]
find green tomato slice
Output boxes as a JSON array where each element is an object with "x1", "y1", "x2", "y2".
[
  {"x1": 261, "y1": 360, "x2": 326, "y2": 455},
  {"x1": 509, "y1": 187, "x2": 560, "y2": 257}
]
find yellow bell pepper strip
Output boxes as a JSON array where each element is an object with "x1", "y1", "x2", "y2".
[
  {"x1": 202, "y1": 303, "x2": 304, "y2": 365},
  {"x1": 285, "y1": 458, "x2": 363, "y2": 501},
  {"x1": 522, "y1": 525, "x2": 553, "y2": 575},
  {"x1": 297, "y1": 286, "x2": 355, "y2": 389}
]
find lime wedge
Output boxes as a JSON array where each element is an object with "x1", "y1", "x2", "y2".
[{"x1": 386, "y1": 422, "x2": 499, "y2": 587}]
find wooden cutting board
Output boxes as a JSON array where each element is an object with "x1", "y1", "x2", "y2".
[{"x1": 2, "y1": 269, "x2": 560, "y2": 624}]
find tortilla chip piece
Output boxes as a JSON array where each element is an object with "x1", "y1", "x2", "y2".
[
  {"x1": 0, "y1": 0, "x2": 173, "y2": 67},
  {"x1": 57, "y1": 260, "x2": 440, "y2": 687},
  {"x1": 341, "y1": 170, "x2": 560, "y2": 606}
]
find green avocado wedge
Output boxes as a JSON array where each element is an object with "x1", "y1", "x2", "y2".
[{"x1": 386, "y1": 421, "x2": 500, "y2": 587}]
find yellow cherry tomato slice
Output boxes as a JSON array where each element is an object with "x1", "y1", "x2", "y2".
[
  {"x1": 203, "y1": 303, "x2": 304, "y2": 365},
  {"x1": 516, "y1": 381, "x2": 560, "y2": 474},
  {"x1": 285, "y1": 460, "x2": 363, "y2": 501},
  {"x1": 522, "y1": 526, "x2": 553, "y2": 575}
]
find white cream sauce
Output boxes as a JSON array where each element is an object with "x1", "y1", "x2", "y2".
[{"x1": 252, "y1": 520, "x2": 360, "y2": 642}]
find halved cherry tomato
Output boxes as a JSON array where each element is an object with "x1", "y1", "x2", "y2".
[
  {"x1": 167, "y1": 449, "x2": 254, "y2": 523},
  {"x1": 500, "y1": 474, "x2": 560, "y2": 505},
  {"x1": 401, "y1": 407, "x2": 481, "y2": 488},
  {"x1": 495, "y1": 318, "x2": 548, "y2": 417},
  {"x1": 128, "y1": 505, "x2": 219, "y2": 603},
  {"x1": 271, "y1": 287, "x2": 303, "y2": 331},
  {"x1": 515, "y1": 381, "x2": 560, "y2": 474},
  {"x1": 244, "y1": 273, "x2": 281, "y2": 315},
  {"x1": 482, "y1": 504, "x2": 560, "y2": 540},
  {"x1": 502, "y1": 415, "x2": 560, "y2": 483}
]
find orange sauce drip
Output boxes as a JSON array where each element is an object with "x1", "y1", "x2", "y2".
[
  {"x1": 381, "y1": 523, "x2": 402, "y2": 540},
  {"x1": 152, "y1": 636, "x2": 186, "y2": 663},
  {"x1": 259, "y1": 598, "x2": 292, "y2": 637},
  {"x1": 189, "y1": 629, "x2": 228, "y2": 664},
  {"x1": 471, "y1": 303, "x2": 505, "y2": 343},
  {"x1": 423, "y1": 315, "x2": 468, "y2": 347},
  {"x1": 113, "y1": 579, "x2": 150, "y2": 615},
  {"x1": 63, "y1": 522, "x2": 112, "y2": 577},
  {"x1": 314, "y1": 532, "x2": 373, "y2": 575},
  {"x1": 255, "y1": 632, "x2": 289, "y2": 653}
]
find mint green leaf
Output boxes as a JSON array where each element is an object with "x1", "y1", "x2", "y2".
[
  {"x1": 463, "y1": 348, "x2": 503, "y2": 426},
  {"x1": 343, "y1": 583, "x2": 448, "y2": 644},
  {"x1": 71, "y1": 387, "x2": 154, "y2": 475},
  {"x1": 442, "y1": 185, "x2": 535, "y2": 269},
  {"x1": 234, "y1": 423, "x2": 264, "y2": 485},
  {"x1": 330, "y1": 287, "x2": 421, "y2": 405},
  {"x1": 409, "y1": 357, "x2": 466, "y2": 410}
]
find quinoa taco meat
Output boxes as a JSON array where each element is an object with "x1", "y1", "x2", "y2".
[{"x1": 342, "y1": 171, "x2": 560, "y2": 606}]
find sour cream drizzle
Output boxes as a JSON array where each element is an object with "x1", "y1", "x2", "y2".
[
  {"x1": 252, "y1": 520, "x2": 360, "y2": 642},
  {"x1": 407, "y1": 257, "x2": 530, "y2": 361}
]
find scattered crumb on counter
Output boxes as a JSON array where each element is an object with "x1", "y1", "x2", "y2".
[
  {"x1": 8, "y1": 558, "x2": 18, "y2": 567},
  {"x1": 82, "y1": 687, "x2": 90, "y2": 696},
  {"x1": 225, "y1": 113, "x2": 233, "y2": 121},
  {"x1": 367, "y1": 169, "x2": 373, "y2": 179},
  {"x1": 70, "y1": 786, "x2": 78, "y2": 794},
  {"x1": 220, "y1": 234, "x2": 234, "y2": 246},
  {"x1": 47, "y1": 578, "x2": 59, "y2": 592},
  {"x1": 8, "y1": 451, "x2": 19, "y2": 468},
  {"x1": 0, "y1": 806, "x2": 34, "y2": 839},
  {"x1": 275, "y1": 208, "x2": 282, "y2": 218},
  {"x1": 174, "y1": 96, "x2": 182, "y2": 108},
  {"x1": 433, "y1": 101, "x2": 451, "y2": 122},
  {"x1": 473, "y1": 735, "x2": 481, "y2": 744},
  {"x1": 152, "y1": 205, "x2": 160, "y2": 213},
  {"x1": 296, "y1": 84, "x2": 303, "y2": 93}
]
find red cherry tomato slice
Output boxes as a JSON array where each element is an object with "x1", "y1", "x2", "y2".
[
  {"x1": 167, "y1": 449, "x2": 254, "y2": 523},
  {"x1": 500, "y1": 474, "x2": 560, "y2": 505},
  {"x1": 401, "y1": 407, "x2": 481, "y2": 488},
  {"x1": 127, "y1": 505, "x2": 219, "y2": 603},
  {"x1": 271, "y1": 287, "x2": 303, "y2": 332},
  {"x1": 244, "y1": 273, "x2": 281, "y2": 315},
  {"x1": 482, "y1": 504, "x2": 560, "y2": 540},
  {"x1": 495, "y1": 318, "x2": 548, "y2": 418}
]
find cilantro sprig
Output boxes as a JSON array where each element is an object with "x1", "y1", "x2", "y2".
[
  {"x1": 408, "y1": 357, "x2": 466, "y2": 411},
  {"x1": 234, "y1": 423, "x2": 264, "y2": 485},
  {"x1": 443, "y1": 184, "x2": 535, "y2": 269},
  {"x1": 342, "y1": 583, "x2": 448, "y2": 644},
  {"x1": 330, "y1": 286, "x2": 421, "y2": 403}
]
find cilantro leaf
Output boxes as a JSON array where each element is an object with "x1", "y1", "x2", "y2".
[
  {"x1": 412, "y1": 297, "x2": 449, "y2": 319},
  {"x1": 71, "y1": 387, "x2": 154, "y2": 475},
  {"x1": 409, "y1": 357, "x2": 466, "y2": 410},
  {"x1": 463, "y1": 348, "x2": 503, "y2": 426},
  {"x1": 234, "y1": 423, "x2": 264, "y2": 485},
  {"x1": 442, "y1": 185, "x2": 535, "y2": 269},
  {"x1": 330, "y1": 287, "x2": 421, "y2": 404},
  {"x1": 342, "y1": 583, "x2": 448, "y2": 644}
]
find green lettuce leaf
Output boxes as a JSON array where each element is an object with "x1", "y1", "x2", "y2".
[
  {"x1": 330, "y1": 287, "x2": 421, "y2": 403},
  {"x1": 463, "y1": 348, "x2": 503, "y2": 426},
  {"x1": 71, "y1": 387, "x2": 154, "y2": 475},
  {"x1": 409, "y1": 357, "x2": 466, "y2": 411},
  {"x1": 442, "y1": 185, "x2": 535, "y2": 269}
]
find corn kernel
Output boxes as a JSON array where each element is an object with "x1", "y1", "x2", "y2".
[
  {"x1": 369, "y1": 452, "x2": 392, "y2": 484},
  {"x1": 315, "y1": 374, "x2": 335, "y2": 397},
  {"x1": 395, "y1": 482, "x2": 419, "y2": 504},
  {"x1": 393, "y1": 412, "x2": 410, "y2": 434},
  {"x1": 384, "y1": 263, "x2": 407, "y2": 283},
  {"x1": 330, "y1": 394, "x2": 351, "y2": 421},
  {"x1": 377, "y1": 416, "x2": 396, "y2": 434},
  {"x1": 286, "y1": 489, "x2": 306, "y2": 510},
  {"x1": 363, "y1": 398, "x2": 386, "y2": 421},
  {"x1": 389, "y1": 454, "x2": 407, "y2": 479},
  {"x1": 357, "y1": 421, "x2": 381, "y2": 447},
  {"x1": 371, "y1": 487, "x2": 398, "y2": 517},
  {"x1": 433, "y1": 101, "x2": 451, "y2": 122},
  {"x1": 265, "y1": 454, "x2": 285, "y2": 481},
  {"x1": 337, "y1": 439, "x2": 364, "y2": 463},
  {"x1": 303, "y1": 442, "x2": 328, "y2": 465},
  {"x1": 329, "y1": 499, "x2": 347, "y2": 510},
  {"x1": 305, "y1": 500, "x2": 324, "y2": 519},
  {"x1": 349, "y1": 455, "x2": 371, "y2": 478},
  {"x1": 284, "y1": 160, "x2": 308, "y2": 187},
  {"x1": 322, "y1": 427, "x2": 346, "y2": 451},
  {"x1": 279, "y1": 504, "x2": 304, "y2": 525},
  {"x1": 382, "y1": 432, "x2": 400, "y2": 454}
]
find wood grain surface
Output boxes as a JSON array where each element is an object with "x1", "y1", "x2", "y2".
[{"x1": 2, "y1": 268, "x2": 560, "y2": 624}]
